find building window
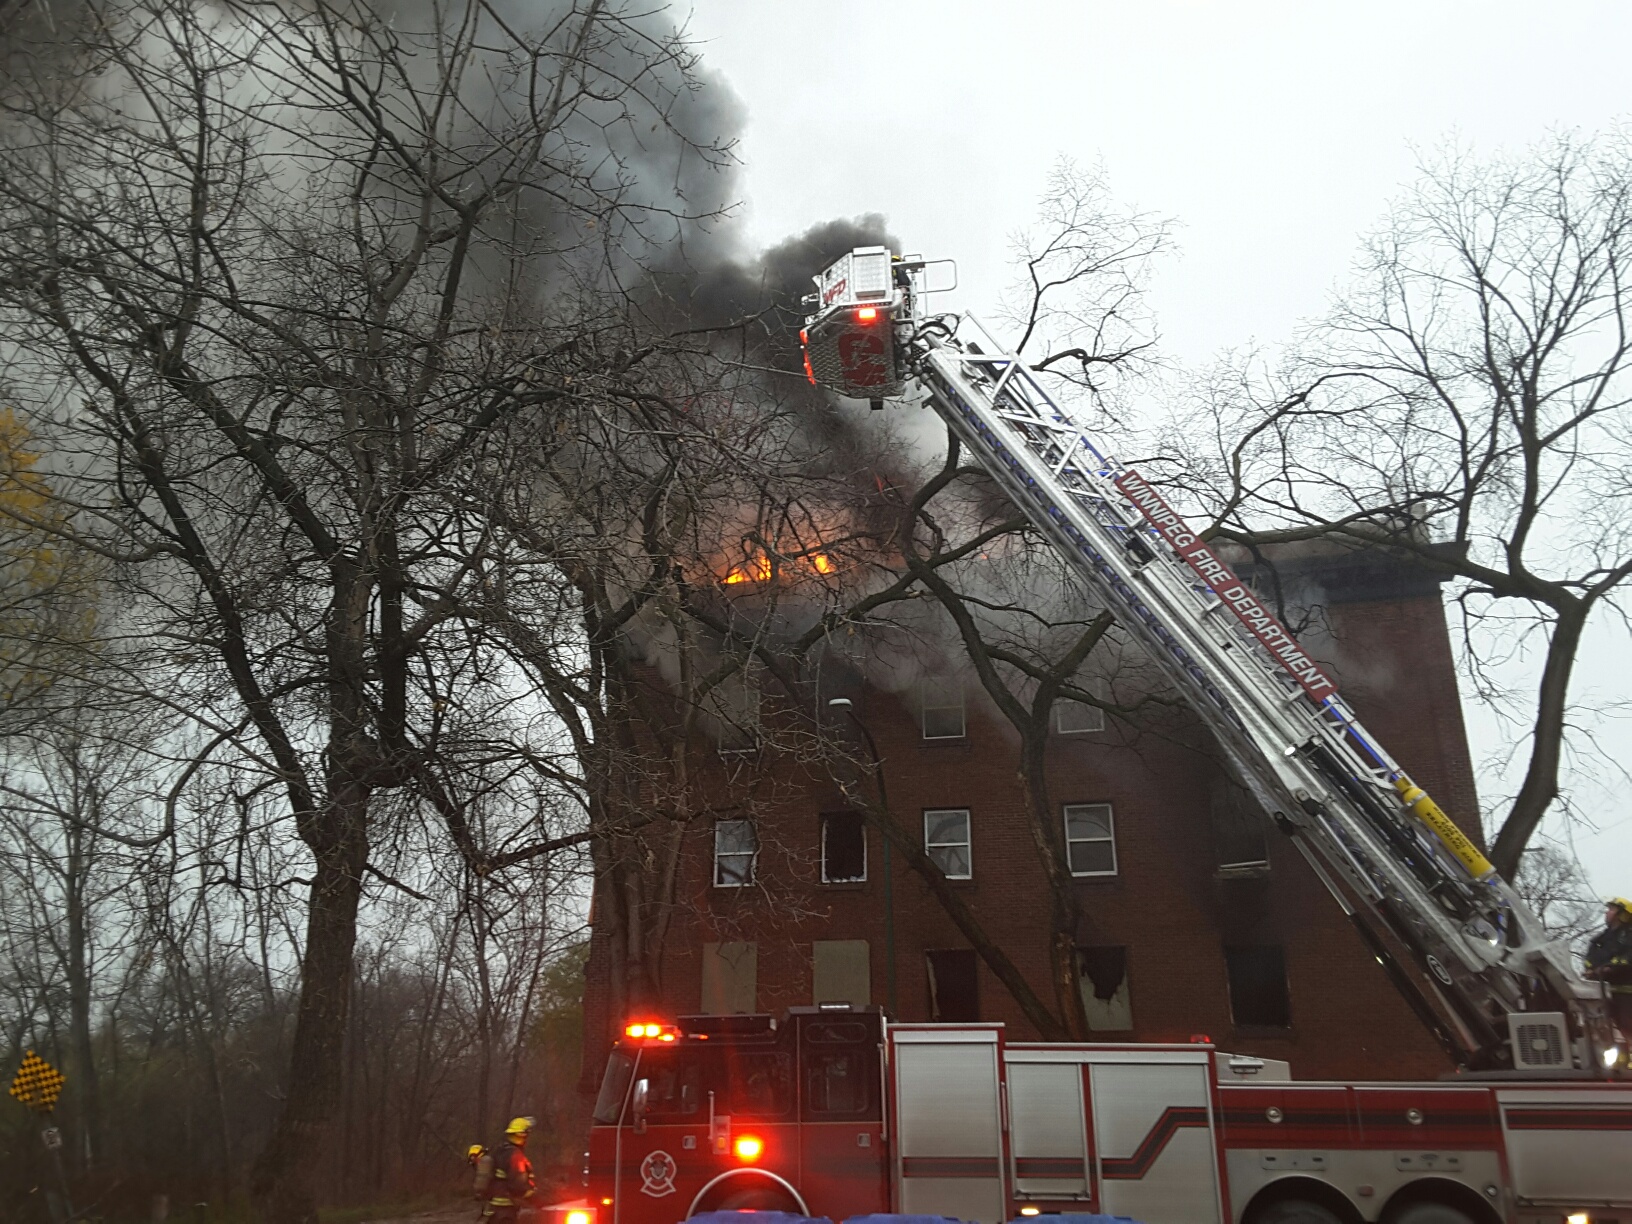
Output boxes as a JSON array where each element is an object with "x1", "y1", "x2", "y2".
[
  {"x1": 926, "y1": 948, "x2": 979, "y2": 1021},
  {"x1": 920, "y1": 681, "x2": 966, "y2": 739},
  {"x1": 812, "y1": 939, "x2": 870, "y2": 1007},
  {"x1": 713, "y1": 820, "x2": 758, "y2": 887},
  {"x1": 1210, "y1": 777, "x2": 1269, "y2": 872},
  {"x1": 706, "y1": 668, "x2": 760, "y2": 752},
  {"x1": 1224, "y1": 945, "x2": 1291, "y2": 1029},
  {"x1": 1063, "y1": 803, "x2": 1117, "y2": 876},
  {"x1": 1055, "y1": 698, "x2": 1105, "y2": 735},
  {"x1": 1078, "y1": 945, "x2": 1133, "y2": 1031},
  {"x1": 821, "y1": 811, "x2": 866, "y2": 883},
  {"x1": 701, "y1": 941, "x2": 758, "y2": 1014},
  {"x1": 924, "y1": 808, "x2": 972, "y2": 879}
]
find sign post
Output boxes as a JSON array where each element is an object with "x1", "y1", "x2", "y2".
[{"x1": 10, "y1": 1050, "x2": 74, "y2": 1223}]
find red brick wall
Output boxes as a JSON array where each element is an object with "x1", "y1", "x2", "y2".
[{"x1": 581, "y1": 562, "x2": 1479, "y2": 1091}]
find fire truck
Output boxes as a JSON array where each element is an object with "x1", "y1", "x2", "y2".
[
  {"x1": 581, "y1": 1007, "x2": 1631, "y2": 1224},
  {"x1": 556, "y1": 247, "x2": 1632, "y2": 1224}
]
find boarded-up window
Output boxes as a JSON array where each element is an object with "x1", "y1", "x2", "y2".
[
  {"x1": 1078, "y1": 945, "x2": 1133, "y2": 1031},
  {"x1": 700, "y1": 941, "x2": 758, "y2": 1014},
  {"x1": 926, "y1": 948, "x2": 979, "y2": 1022},
  {"x1": 1224, "y1": 945, "x2": 1291, "y2": 1029},
  {"x1": 812, "y1": 939, "x2": 870, "y2": 1007},
  {"x1": 821, "y1": 811, "x2": 866, "y2": 882},
  {"x1": 920, "y1": 681, "x2": 966, "y2": 739}
]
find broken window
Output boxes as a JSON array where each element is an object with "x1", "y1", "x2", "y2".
[
  {"x1": 821, "y1": 811, "x2": 866, "y2": 883},
  {"x1": 1224, "y1": 945, "x2": 1291, "y2": 1029},
  {"x1": 925, "y1": 948, "x2": 979, "y2": 1022},
  {"x1": 1078, "y1": 945, "x2": 1133, "y2": 1031}
]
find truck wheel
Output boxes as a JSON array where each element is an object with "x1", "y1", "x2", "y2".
[
  {"x1": 1254, "y1": 1200, "x2": 1345, "y2": 1224},
  {"x1": 1388, "y1": 1204, "x2": 1477, "y2": 1224}
]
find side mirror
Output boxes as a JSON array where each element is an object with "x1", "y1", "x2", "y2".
[{"x1": 632, "y1": 1078, "x2": 649, "y2": 1133}]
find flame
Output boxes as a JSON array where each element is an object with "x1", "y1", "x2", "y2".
[
  {"x1": 723, "y1": 554, "x2": 774, "y2": 585},
  {"x1": 719, "y1": 546, "x2": 839, "y2": 586}
]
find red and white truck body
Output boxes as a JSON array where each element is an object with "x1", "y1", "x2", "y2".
[{"x1": 580, "y1": 1009, "x2": 1631, "y2": 1224}]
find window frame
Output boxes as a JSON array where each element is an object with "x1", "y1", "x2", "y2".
[
  {"x1": 1062, "y1": 802, "x2": 1117, "y2": 878},
  {"x1": 712, "y1": 819, "x2": 759, "y2": 888},
  {"x1": 920, "y1": 682, "x2": 967, "y2": 740},
  {"x1": 820, "y1": 811, "x2": 867, "y2": 884},
  {"x1": 923, "y1": 808, "x2": 973, "y2": 880}
]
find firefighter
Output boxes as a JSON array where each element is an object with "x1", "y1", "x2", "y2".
[
  {"x1": 473, "y1": 1117, "x2": 538, "y2": 1224},
  {"x1": 1584, "y1": 897, "x2": 1632, "y2": 1035}
]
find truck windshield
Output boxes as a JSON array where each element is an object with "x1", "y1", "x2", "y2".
[
  {"x1": 627, "y1": 1047, "x2": 793, "y2": 1121},
  {"x1": 592, "y1": 1050, "x2": 635, "y2": 1124}
]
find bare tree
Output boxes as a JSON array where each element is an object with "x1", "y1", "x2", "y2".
[
  {"x1": 0, "y1": 0, "x2": 732, "y2": 1218},
  {"x1": 1163, "y1": 132, "x2": 1632, "y2": 876}
]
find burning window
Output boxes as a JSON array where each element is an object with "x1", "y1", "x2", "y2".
[
  {"x1": 1224, "y1": 945, "x2": 1292, "y2": 1029},
  {"x1": 924, "y1": 808, "x2": 972, "y2": 879},
  {"x1": 713, "y1": 820, "x2": 758, "y2": 887},
  {"x1": 925, "y1": 948, "x2": 979, "y2": 1022},
  {"x1": 821, "y1": 811, "x2": 866, "y2": 883},
  {"x1": 920, "y1": 680, "x2": 966, "y2": 739},
  {"x1": 1063, "y1": 803, "x2": 1117, "y2": 876}
]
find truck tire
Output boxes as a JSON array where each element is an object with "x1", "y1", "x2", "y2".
[{"x1": 1254, "y1": 1199, "x2": 1346, "y2": 1224}]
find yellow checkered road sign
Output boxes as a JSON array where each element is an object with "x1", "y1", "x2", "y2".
[{"x1": 9, "y1": 1050, "x2": 65, "y2": 1112}]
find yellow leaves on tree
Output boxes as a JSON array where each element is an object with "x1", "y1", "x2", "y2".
[{"x1": 0, "y1": 409, "x2": 95, "y2": 710}]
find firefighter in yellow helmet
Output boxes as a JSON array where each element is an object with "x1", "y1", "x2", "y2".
[
  {"x1": 1584, "y1": 898, "x2": 1632, "y2": 1037},
  {"x1": 473, "y1": 1117, "x2": 538, "y2": 1224}
]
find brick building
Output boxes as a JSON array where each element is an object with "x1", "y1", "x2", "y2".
[{"x1": 580, "y1": 541, "x2": 1483, "y2": 1085}]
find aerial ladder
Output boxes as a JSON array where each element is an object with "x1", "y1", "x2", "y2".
[{"x1": 801, "y1": 246, "x2": 1614, "y2": 1075}]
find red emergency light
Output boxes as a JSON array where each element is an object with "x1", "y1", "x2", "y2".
[
  {"x1": 733, "y1": 1134, "x2": 763, "y2": 1162},
  {"x1": 854, "y1": 307, "x2": 879, "y2": 323},
  {"x1": 623, "y1": 1021, "x2": 679, "y2": 1042}
]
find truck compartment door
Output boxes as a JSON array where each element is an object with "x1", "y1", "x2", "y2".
[
  {"x1": 1090, "y1": 1054, "x2": 1222, "y2": 1224},
  {"x1": 1007, "y1": 1060, "x2": 1090, "y2": 1198},
  {"x1": 890, "y1": 1028, "x2": 1007, "y2": 1224}
]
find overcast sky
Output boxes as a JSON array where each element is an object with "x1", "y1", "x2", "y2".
[{"x1": 682, "y1": 0, "x2": 1632, "y2": 903}]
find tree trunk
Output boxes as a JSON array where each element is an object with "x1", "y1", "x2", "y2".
[
  {"x1": 1490, "y1": 602, "x2": 1586, "y2": 878},
  {"x1": 1017, "y1": 744, "x2": 1090, "y2": 1041},
  {"x1": 64, "y1": 822, "x2": 101, "y2": 1172},
  {"x1": 250, "y1": 793, "x2": 369, "y2": 1224}
]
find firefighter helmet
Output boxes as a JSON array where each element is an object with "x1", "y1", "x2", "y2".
[
  {"x1": 505, "y1": 1116, "x2": 535, "y2": 1136},
  {"x1": 1608, "y1": 897, "x2": 1632, "y2": 914}
]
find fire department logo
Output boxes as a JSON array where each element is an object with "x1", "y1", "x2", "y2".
[{"x1": 639, "y1": 1149, "x2": 677, "y2": 1198}]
